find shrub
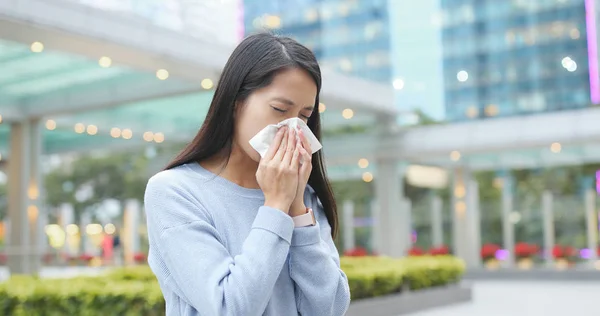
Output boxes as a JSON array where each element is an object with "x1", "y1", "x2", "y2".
[
  {"x1": 0, "y1": 256, "x2": 465, "y2": 314},
  {"x1": 0, "y1": 275, "x2": 165, "y2": 316},
  {"x1": 340, "y1": 255, "x2": 465, "y2": 299}
]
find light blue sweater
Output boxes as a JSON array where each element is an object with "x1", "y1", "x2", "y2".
[{"x1": 143, "y1": 162, "x2": 351, "y2": 316}]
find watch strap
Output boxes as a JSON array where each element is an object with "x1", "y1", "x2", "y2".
[{"x1": 292, "y1": 208, "x2": 316, "y2": 227}]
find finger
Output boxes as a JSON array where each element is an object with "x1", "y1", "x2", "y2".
[
  {"x1": 282, "y1": 128, "x2": 297, "y2": 166},
  {"x1": 273, "y1": 128, "x2": 289, "y2": 161},
  {"x1": 299, "y1": 145, "x2": 312, "y2": 164},
  {"x1": 298, "y1": 129, "x2": 312, "y2": 154},
  {"x1": 298, "y1": 146, "x2": 312, "y2": 171},
  {"x1": 263, "y1": 127, "x2": 286, "y2": 161},
  {"x1": 290, "y1": 145, "x2": 301, "y2": 169}
]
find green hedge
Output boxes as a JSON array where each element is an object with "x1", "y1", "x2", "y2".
[
  {"x1": 0, "y1": 273, "x2": 165, "y2": 316},
  {"x1": 341, "y1": 255, "x2": 465, "y2": 300},
  {"x1": 0, "y1": 256, "x2": 464, "y2": 315}
]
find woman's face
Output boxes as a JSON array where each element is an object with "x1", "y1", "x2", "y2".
[{"x1": 234, "y1": 67, "x2": 317, "y2": 162}]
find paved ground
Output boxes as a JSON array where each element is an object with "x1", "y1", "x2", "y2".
[{"x1": 410, "y1": 281, "x2": 600, "y2": 316}]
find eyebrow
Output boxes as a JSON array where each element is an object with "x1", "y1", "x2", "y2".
[{"x1": 271, "y1": 97, "x2": 314, "y2": 110}]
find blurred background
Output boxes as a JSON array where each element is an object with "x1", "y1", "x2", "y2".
[{"x1": 1, "y1": 0, "x2": 600, "y2": 315}]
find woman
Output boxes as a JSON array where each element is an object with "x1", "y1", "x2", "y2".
[{"x1": 144, "y1": 33, "x2": 351, "y2": 316}]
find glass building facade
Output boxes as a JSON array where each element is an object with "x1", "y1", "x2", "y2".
[
  {"x1": 242, "y1": 0, "x2": 392, "y2": 83},
  {"x1": 441, "y1": 0, "x2": 592, "y2": 121}
]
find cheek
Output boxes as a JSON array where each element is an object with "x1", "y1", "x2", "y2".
[{"x1": 234, "y1": 107, "x2": 270, "y2": 161}]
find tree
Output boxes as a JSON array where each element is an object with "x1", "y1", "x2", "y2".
[
  {"x1": 413, "y1": 109, "x2": 442, "y2": 126},
  {"x1": 44, "y1": 151, "x2": 150, "y2": 224}
]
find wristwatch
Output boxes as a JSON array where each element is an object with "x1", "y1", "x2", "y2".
[{"x1": 292, "y1": 207, "x2": 316, "y2": 227}]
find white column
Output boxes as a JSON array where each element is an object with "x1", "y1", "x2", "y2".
[
  {"x1": 37, "y1": 208, "x2": 49, "y2": 263},
  {"x1": 585, "y1": 190, "x2": 598, "y2": 263},
  {"x1": 501, "y1": 173, "x2": 515, "y2": 268},
  {"x1": 431, "y1": 195, "x2": 444, "y2": 247},
  {"x1": 400, "y1": 198, "x2": 413, "y2": 254},
  {"x1": 124, "y1": 199, "x2": 141, "y2": 263},
  {"x1": 452, "y1": 168, "x2": 480, "y2": 268},
  {"x1": 342, "y1": 200, "x2": 355, "y2": 251},
  {"x1": 542, "y1": 191, "x2": 555, "y2": 267},
  {"x1": 60, "y1": 203, "x2": 76, "y2": 257},
  {"x1": 28, "y1": 119, "x2": 42, "y2": 273},
  {"x1": 467, "y1": 180, "x2": 482, "y2": 267},
  {"x1": 452, "y1": 168, "x2": 468, "y2": 263},
  {"x1": 384, "y1": 197, "x2": 411, "y2": 257},
  {"x1": 80, "y1": 211, "x2": 93, "y2": 254},
  {"x1": 374, "y1": 160, "x2": 407, "y2": 257},
  {"x1": 370, "y1": 199, "x2": 380, "y2": 253},
  {"x1": 7, "y1": 120, "x2": 42, "y2": 275}
]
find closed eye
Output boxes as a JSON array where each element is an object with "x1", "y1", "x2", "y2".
[{"x1": 272, "y1": 105, "x2": 311, "y2": 120}]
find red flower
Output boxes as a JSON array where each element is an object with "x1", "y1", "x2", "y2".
[
  {"x1": 515, "y1": 242, "x2": 538, "y2": 258},
  {"x1": 343, "y1": 247, "x2": 369, "y2": 257},
  {"x1": 0, "y1": 253, "x2": 6, "y2": 264},
  {"x1": 79, "y1": 254, "x2": 94, "y2": 262},
  {"x1": 481, "y1": 243, "x2": 500, "y2": 260},
  {"x1": 529, "y1": 244, "x2": 540, "y2": 254},
  {"x1": 552, "y1": 245, "x2": 564, "y2": 258},
  {"x1": 133, "y1": 252, "x2": 147, "y2": 262},
  {"x1": 429, "y1": 245, "x2": 450, "y2": 256},
  {"x1": 553, "y1": 245, "x2": 577, "y2": 259},
  {"x1": 408, "y1": 247, "x2": 424, "y2": 256}
]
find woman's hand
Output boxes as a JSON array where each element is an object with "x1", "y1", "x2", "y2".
[
  {"x1": 289, "y1": 128, "x2": 313, "y2": 217},
  {"x1": 257, "y1": 127, "x2": 300, "y2": 213}
]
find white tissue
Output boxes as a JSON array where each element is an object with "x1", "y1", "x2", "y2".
[{"x1": 249, "y1": 117, "x2": 322, "y2": 159}]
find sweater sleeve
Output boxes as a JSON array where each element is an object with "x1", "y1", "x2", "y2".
[
  {"x1": 144, "y1": 177, "x2": 294, "y2": 316},
  {"x1": 288, "y1": 192, "x2": 351, "y2": 316}
]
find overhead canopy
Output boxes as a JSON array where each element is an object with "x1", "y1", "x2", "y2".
[
  {"x1": 322, "y1": 107, "x2": 600, "y2": 179},
  {"x1": 0, "y1": 36, "x2": 379, "y2": 156},
  {"x1": 0, "y1": 0, "x2": 396, "y2": 158},
  {"x1": 0, "y1": 0, "x2": 396, "y2": 120}
]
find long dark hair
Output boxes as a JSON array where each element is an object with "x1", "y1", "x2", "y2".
[{"x1": 164, "y1": 33, "x2": 338, "y2": 238}]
